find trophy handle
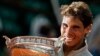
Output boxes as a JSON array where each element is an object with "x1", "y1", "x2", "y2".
[{"x1": 3, "y1": 36, "x2": 11, "y2": 48}]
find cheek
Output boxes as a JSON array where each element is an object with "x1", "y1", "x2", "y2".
[
  {"x1": 60, "y1": 27, "x2": 63, "y2": 34},
  {"x1": 60, "y1": 27, "x2": 65, "y2": 35},
  {"x1": 74, "y1": 30, "x2": 85, "y2": 38}
]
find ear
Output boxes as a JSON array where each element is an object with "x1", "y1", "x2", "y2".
[{"x1": 85, "y1": 24, "x2": 92, "y2": 33}]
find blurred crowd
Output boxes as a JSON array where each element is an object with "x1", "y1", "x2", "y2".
[{"x1": 0, "y1": 0, "x2": 100, "y2": 56}]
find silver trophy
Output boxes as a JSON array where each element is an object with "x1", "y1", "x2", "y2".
[{"x1": 3, "y1": 36, "x2": 65, "y2": 56}]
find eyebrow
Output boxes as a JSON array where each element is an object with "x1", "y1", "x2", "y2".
[{"x1": 62, "y1": 23, "x2": 81, "y2": 28}]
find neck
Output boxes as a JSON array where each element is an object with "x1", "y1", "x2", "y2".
[{"x1": 63, "y1": 40, "x2": 85, "y2": 55}]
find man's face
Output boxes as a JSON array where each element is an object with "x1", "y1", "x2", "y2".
[{"x1": 60, "y1": 16, "x2": 90, "y2": 47}]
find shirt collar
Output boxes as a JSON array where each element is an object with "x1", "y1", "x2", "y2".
[{"x1": 57, "y1": 40, "x2": 88, "y2": 56}]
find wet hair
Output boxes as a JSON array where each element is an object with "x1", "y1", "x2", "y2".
[{"x1": 60, "y1": 1, "x2": 93, "y2": 28}]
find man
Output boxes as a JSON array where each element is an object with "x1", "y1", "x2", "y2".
[{"x1": 57, "y1": 1, "x2": 93, "y2": 56}]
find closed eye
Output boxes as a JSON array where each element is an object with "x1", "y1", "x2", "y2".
[{"x1": 73, "y1": 25, "x2": 80, "y2": 29}]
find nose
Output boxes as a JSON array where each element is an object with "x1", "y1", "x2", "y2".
[{"x1": 64, "y1": 27, "x2": 74, "y2": 36}]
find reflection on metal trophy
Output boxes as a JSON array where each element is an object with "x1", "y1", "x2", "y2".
[{"x1": 3, "y1": 36, "x2": 62, "y2": 56}]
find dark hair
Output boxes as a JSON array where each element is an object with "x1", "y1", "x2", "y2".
[{"x1": 60, "y1": 1, "x2": 93, "y2": 28}]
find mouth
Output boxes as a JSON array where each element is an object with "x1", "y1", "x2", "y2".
[
  {"x1": 60, "y1": 35, "x2": 75, "y2": 43},
  {"x1": 64, "y1": 36, "x2": 75, "y2": 42},
  {"x1": 66, "y1": 38, "x2": 73, "y2": 41}
]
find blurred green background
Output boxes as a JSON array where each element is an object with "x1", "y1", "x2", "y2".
[{"x1": 0, "y1": 0, "x2": 100, "y2": 56}]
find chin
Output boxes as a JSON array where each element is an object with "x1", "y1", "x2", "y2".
[{"x1": 64, "y1": 42, "x2": 76, "y2": 47}]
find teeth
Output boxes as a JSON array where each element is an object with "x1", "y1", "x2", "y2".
[{"x1": 66, "y1": 38, "x2": 74, "y2": 41}]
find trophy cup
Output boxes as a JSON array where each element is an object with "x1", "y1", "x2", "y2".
[{"x1": 3, "y1": 36, "x2": 65, "y2": 56}]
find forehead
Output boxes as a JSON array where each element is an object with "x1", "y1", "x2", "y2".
[{"x1": 62, "y1": 16, "x2": 83, "y2": 26}]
